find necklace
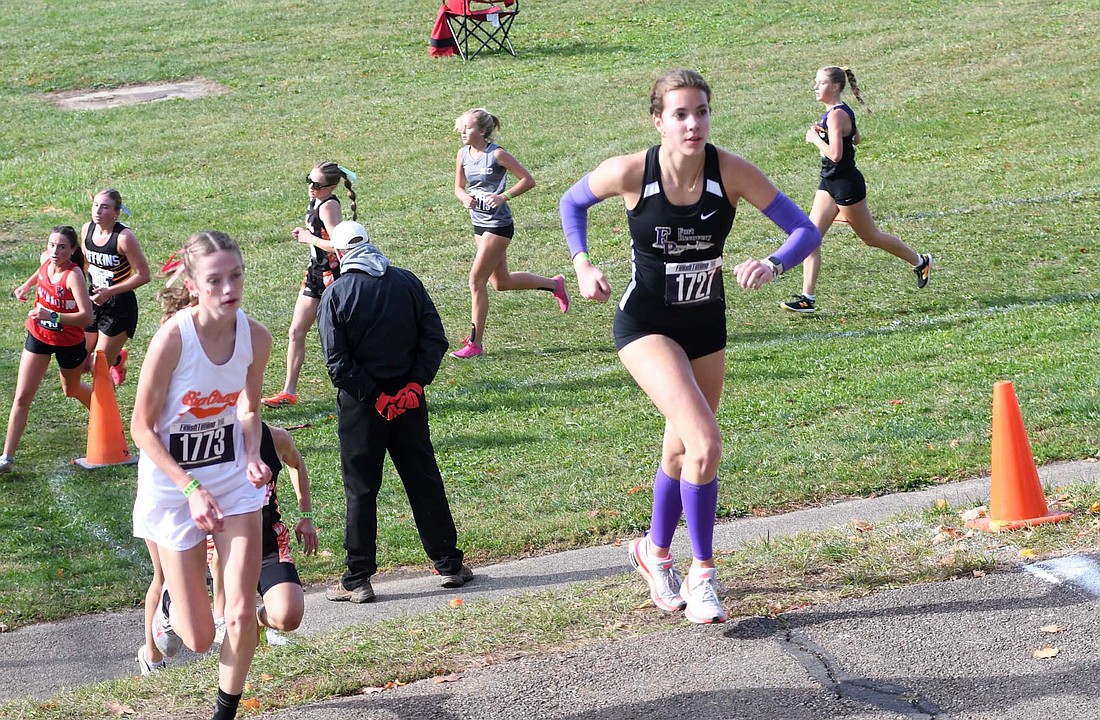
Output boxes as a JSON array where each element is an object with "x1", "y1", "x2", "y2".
[{"x1": 688, "y1": 164, "x2": 703, "y2": 193}]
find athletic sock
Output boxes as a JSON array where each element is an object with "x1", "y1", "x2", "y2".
[
  {"x1": 648, "y1": 465, "x2": 682, "y2": 549},
  {"x1": 913, "y1": 256, "x2": 927, "y2": 269},
  {"x1": 211, "y1": 688, "x2": 242, "y2": 720},
  {"x1": 681, "y1": 478, "x2": 718, "y2": 561},
  {"x1": 803, "y1": 293, "x2": 815, "y2": 301}
]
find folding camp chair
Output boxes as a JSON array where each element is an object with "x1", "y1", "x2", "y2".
[{"x1": 441, "y1": 0, "x2": 519, "y2": 61}]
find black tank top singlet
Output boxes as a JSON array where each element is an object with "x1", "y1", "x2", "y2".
[
  {"x1": 84, "y1": 222, "x2": 133, "y2": 292},
  {"x1": 260, "y1": 424, "x2": 284, "y2": 555},
  {"x1": 306, "y1": 195, "x2": 340, "y2": 266},
  {"x1": 620, "y1": 143, "x2": 735, "y2": 321},
  {"x1": 818, "y1": 103, "x2": 858, "y2": 178}
]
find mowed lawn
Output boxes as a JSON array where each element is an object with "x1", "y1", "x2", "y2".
[{"x1": 0, "y1": 0, "x2": 1097, "y2": 626}]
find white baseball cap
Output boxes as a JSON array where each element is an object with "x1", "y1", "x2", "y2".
[{"x1": 329, "y1": 221, "x2": 370, "y2": 250}]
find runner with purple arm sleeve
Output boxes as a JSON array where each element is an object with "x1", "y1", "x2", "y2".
[{"x1": 561, "y1": 69, "x2": 820, "y2": 624}]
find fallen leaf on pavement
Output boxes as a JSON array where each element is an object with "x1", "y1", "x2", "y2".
[
  {"x1": 1089, "y1": 501, "x2": 1100, "y2": 514},
  {"x1": 1040, "y1": 624, "x2": 1064, "y2": 634},
  {"x1": 1020, "y1": 548, "x2": 1038, "y2": 559},
  {"x1": 851, "y1": 520, "x2": 874, "y2": 532},
  {"x1": 260, "y1": 673, "x2": 274, "y2": 681},
  {"x1": 1033, "y1": 646, "x2": 1059, "y2": 659},
  {"x1": 359, "y1": 687, "x2": 386, "y2": 695},
  {"x1": 935, "y1": 498, "x2": 949, "y2": 509},
  {"x1": 241, "y1": 698, "x2": 261, "y2": 711},
  {"x1": 433, "y1": 673, "x2": 463, "y2": 684},
  {"x1": 106, "y1": 702, "x2": 136, "y2": 716},
  {"x1": 0, "y1": 623, "x2": 7, "y2": 633},
  {"x1": 450, "y1": 598, "x2": 464, "y2": 608}
]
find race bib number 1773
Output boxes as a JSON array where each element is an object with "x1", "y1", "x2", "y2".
[{"x1": 169, "y1": 416, "x2": 236, "y2": 469}]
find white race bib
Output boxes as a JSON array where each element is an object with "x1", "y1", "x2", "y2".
[
  {"x1": 168, "y1": 416, "x2": 236, "y2": 469},
  {"x1": 664, "y1": 257, "x2": 722, "y2": 306}
]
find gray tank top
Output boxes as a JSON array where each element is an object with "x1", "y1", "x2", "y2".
[{"x1": 462, "y1": 143, "x2": 513, "y2": 227}]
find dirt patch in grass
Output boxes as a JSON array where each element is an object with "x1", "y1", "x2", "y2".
[{"x1": 41, "y1": 78, "x2": 228, "y2": 111}]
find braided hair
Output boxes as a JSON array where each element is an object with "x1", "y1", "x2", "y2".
[
  {"x1": 313, "y1": 161, "x2": 358, "y2": 220},
  {"x1": 822, "y1": 66, "x2": 870, "y2": 112}
]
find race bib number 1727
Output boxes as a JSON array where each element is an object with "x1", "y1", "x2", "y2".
[{"x1": 664, "y1": 257, "x2": 722, "y2": 306}]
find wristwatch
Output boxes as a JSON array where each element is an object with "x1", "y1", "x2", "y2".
[{"x1": 765, "y1": 256, "x2": 784, "y2": 277}]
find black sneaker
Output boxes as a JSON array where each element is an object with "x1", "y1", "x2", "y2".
[
  {"x1": 440, "y1": 565, "x2": 474, "y2": 588},
  {"x1": 780, "y1": 294, "x2": 816, "y2": 314},
  {"x1": 914, "y1": 254, "x2": 933, "y2": 289}
]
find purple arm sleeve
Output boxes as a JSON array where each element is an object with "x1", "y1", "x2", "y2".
[
  {"x1": 560, "y1": 174, "x2": 601, "y2": 259},
  {"x1": 762, "y1": 192, "x2": 822, "y2": 271}
]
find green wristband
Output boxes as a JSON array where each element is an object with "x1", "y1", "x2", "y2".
[
  {"x1": 504, "y1": 191, "x2": 514, "y2": 201},
  {"x1": 299, "y1": 511, "x2": 314, "y2": 519},
  {"x1": 182, "y1": 476, "x2": 201, "y2": 497},
  {"x1": 572, "y1": 251, "x2": 590, "y2": 266}
]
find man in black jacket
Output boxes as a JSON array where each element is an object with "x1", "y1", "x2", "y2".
[{"x1": 318, "y1": 221, "x2": 471, "y2": 603}]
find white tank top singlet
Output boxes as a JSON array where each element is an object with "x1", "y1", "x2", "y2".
[{"x1": 136, "y1": 306, "x2": 262, "y2": 507}]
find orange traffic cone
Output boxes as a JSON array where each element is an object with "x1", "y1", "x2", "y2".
[
  {"x1": 966, "y1": 381, "x2": 1071, "y2": 532},
  {"x1": 74, "y1": 350, "x2": 139, "y2": 469}
]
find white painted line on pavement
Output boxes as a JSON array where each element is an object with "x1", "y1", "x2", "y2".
[{"x1": 1024, "y1": 555, "x2": 1100, "y2": 598}]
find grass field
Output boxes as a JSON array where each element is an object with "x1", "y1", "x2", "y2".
[{"x1": 0, "y1": 0, "x2": 1098, "y2": 631}]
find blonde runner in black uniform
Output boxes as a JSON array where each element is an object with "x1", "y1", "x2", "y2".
[
  {"x1": 80, "y1": 188, "x2": 150, "y2": 385},
  {"x1": 781, "y1": 65, "x2": 932, "y2": 314},
  {"x1": 560, "y1": 69, "x2": 821, "y2": 624}
]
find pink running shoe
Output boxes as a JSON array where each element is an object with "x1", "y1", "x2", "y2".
[
  {"x1": 450, "y1": 338, "x2": 483, "y2": 359},
  {"x1": 109, "y1": 348, "x2": 129, "y2": 386},
  {"x1": 551, "y1": 274, "x2": 570, "y2": 313}
]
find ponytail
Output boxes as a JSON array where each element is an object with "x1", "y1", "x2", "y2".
[
  {"x1": 52, "y1": 225, "x2": 84, "y2": 268},
  {"x1": 822, "y1": 65, "x2": 870, "y2": 112},
  {"x1": 842, "y1": 67, "x2": 870, "y2": 112}
]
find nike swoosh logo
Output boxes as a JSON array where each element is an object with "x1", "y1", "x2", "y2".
[{"x1": 700, "y1": 210, "x2": 717, "y2": 220}]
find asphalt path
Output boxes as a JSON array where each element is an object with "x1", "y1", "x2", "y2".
[{"x1": 3, "y1": 461, "x2": 1098, "y2": 720}]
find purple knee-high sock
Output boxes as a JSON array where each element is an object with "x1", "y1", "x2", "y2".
[
  {"x1": 648, "y1": 466, "x2": 682, "y2": 549},
  {"x1": 681, "y1": 478, "x2": 718, "y2": 561}
]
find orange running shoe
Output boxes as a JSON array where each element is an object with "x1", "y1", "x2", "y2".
[{"x1": 262, "y1": 391, "x2": 299, "y2": 408}]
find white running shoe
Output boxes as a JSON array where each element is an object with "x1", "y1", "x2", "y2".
[
  {"x1": 0, "y1": 455, "x2": 13, "y2": 474},
  {"x1": 212, "y1": 616, "x2": 226, "y2": 648},
  {"x1": 628, "y1": 536, "x2": 686, "y2": 612},
  {"x1": 681, "y1": 567, "x2": 728, "y2": 624},
  {"x1": 152, "y1": 587, "x2": 183, "y2": 657},
  {"x1": 265, "y1": 628, "x2": 289, "y2": 646},
  {"x1": 136, "y1": 644, "x2": 166, "y2": 676}
]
